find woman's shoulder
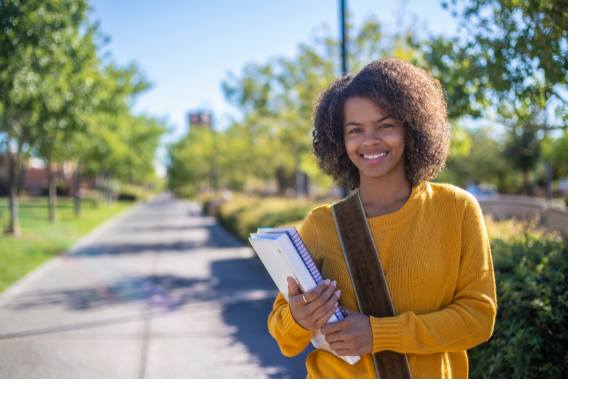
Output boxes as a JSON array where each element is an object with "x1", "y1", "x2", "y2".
[
  {"x1": 298, "y1": 203, "x2": 337, "y2": 257},
  {"x1": 428, "y1": 182, "x2": 479, "y2": 207},
  {"x1": 427, "y1": 182, "x2": 484, "y2": 228},
  {"x1": 303, "y1": 202, "x2": 335, "y2": 226}
]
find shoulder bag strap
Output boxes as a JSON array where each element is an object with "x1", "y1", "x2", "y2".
[{"x1": 332, "y1": 190, "x2": 412, "y2": 379}]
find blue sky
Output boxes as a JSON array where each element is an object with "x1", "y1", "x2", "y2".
[{"x1": 89, "y1": 0, "x2": 458, "y2": 173}]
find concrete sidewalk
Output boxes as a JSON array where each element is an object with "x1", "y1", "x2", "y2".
[{"x1": 0, "y1": 193, "x2": 309, "y2": 378}]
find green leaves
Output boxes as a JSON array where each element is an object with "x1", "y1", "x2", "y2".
[
  {"x1": 431, "y1": 0, "x2": 567, "y2": 123},
  {"x1": 469, "y1": 231, "x2": 568, "y2": 378},
  {"x1": 0, "y1": 0, "x2": 165, "y2": 196}
]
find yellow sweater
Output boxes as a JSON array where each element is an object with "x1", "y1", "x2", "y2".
[{"x1": 267, "y1": 182, "x2": 497, "y2": 378}]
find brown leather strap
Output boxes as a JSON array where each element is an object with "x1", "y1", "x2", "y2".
[{"x1": 332, "y1": 190, "x2": 411, "y2": 379}]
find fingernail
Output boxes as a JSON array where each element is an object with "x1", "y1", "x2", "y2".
[
  {"x1": 335, "y1": 290, "x2": 341, "y2": 297},
  {"x1": 332, "y1": 280, "x2": 337, "y2": 288},
  {"x1": 325, "y1": 279, "x2": 331, "y2": 285}
]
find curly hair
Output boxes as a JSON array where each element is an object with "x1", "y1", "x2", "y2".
[{"x1": 312, "y1": 58, "x2": 450, "y2": 189}]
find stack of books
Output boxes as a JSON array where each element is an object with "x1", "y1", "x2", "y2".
[{"x1": 249, "y1": 227, "x2": 360, "y2": 365}]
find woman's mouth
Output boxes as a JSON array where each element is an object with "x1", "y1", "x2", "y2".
[{"x1": 360, "y1": 151, "x2": 389, "y2": 164}]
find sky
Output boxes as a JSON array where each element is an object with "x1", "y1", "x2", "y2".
[{"x1": 88, "y1": 0, "x2": 459, "y2": 175}]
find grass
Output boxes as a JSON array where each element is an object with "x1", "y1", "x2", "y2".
[{"x1": 0, "y1": 196, "x2": 134, "y2": 293}]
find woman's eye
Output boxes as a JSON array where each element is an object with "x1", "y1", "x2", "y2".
[
  {"x1": 348, "y1": 128, "x2": 361, "y2": 135},
  {"x1": 380, "y1": 123, "x2": 394, "y2": 129}
]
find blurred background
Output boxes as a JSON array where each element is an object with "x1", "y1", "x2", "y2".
[{"x1": 1, "y1": 0, "x2": 567, "y2": 379}]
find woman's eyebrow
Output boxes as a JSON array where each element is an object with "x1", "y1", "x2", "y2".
[
  {"x1": 345, "y1": 116, "x2": 392, "y2": 127},
  {"x1": 344, "y1": 121, "x2": 362, "y2": 127},
  {"x1": 344, "y1": 115, "x2": 393, "y2": 127}
]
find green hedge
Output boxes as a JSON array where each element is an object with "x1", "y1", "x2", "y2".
[
  {"x1": 469, "y1": 231, "x2": 568, "y2": 378},
  {"x1": 214, "y1": 194, "x2": 317, "y2": 240},
  {"x1": 209, "y1": 194, "x2": 568, "y2": 378},
  {"x1": 116, "y1": 184, "x2": 154, "y2": 201}
]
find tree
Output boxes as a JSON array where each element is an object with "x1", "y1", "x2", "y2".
[
  {"x1": 422, "y1": 0, "x2": 567, "y2": 194},
  {"x1": 77, "y1": 63, "x2": 163, "y2": 205},
  {"x1": 0, "y1": 0, "x2": 91, "y2": 233},
  {"x1": 434, "y1": 0, "x2": 567, "y2": 122},
  {"x1": 167, "y1": 125, "x2": 222, "y2": 197},
  {"x1": 32, "y1": 7, "x2": 102, "y2": 222},
  {"x1": 541, "y1": 130, "x2": 567, "y2": 180},
  {"x1": 1, "y1": 0, "x2": 165, "y2": 230},
  {"x1": 437, "y1": 125, "x2": 521, "y2": 192}
]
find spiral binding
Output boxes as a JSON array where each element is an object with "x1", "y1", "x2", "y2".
[{"x1": 284, "y1": 228, "x2": 347, "y2": 321}]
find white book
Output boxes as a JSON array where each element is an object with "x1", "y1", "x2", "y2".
[{"x1": 249, "y1": 227, "x2": 360, "y2": 365}]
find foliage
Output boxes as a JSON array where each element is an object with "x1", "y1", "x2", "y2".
[
  {"x1": 167, "y1": 126, "x2": 222, "y2": 195},
  {"x1": 437, "y1": 125, "x2": 520, "y2": 192},
  {"x1": 541, "y1": 130, "x2": 568, "y2": 179},
  {"x1": 116, "y1": 183, "x2": 154, "y2": 201},
  {"x1": 0, "y1": 0, "x2": 165, "y2": 232},
  {"x1": 214, "y1": 194, "x2": 318, "y2": 241},
  {"x1": 469, "y1": 229, "x2": 568, "y2": 378},
  {"x1": 423, "y1": 0, "x2": 567, "y2": 193},
  {"x1": 433, "y1": 0, "x2": 567, "y2": 123}
]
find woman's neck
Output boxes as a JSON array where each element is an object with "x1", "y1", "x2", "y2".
[{"x1": 358, "y1": 173, "x2": 412, "y2": 217}]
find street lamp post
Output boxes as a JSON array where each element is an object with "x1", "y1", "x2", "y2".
[
  {"x1": 340, "y1": 0, "x2": 348, "y2": 76},
  {"x1": 339, "y1": 0, "x2": 350, "y2": 198}
]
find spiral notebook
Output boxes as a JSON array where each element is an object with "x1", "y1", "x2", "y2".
[{"x1": 249, "y1": 227, "x2": 360, "y2": 365}]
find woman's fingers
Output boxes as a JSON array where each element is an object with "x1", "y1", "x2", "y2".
[
  {"x1": 303, "y1": 280, "x2": 332, "y2": 304},
  {"x1": 287, "y1": 277, "x2": 305, "y2": 308},
  {"x1": 329, "y1": 340, "x2": 351, "y2": 356},
  {"x1": 314, "y1": 289, "x2": 341, "y2": 327},
  {"x1": 287, "y1": 279, "x2": 340, "y2": 330},
  {"x1": 287, "y1": 277, "x2": 300, "y2": 296},
  {"x1": 306, "y1": 281, "x2": 336, "y2": 315}
]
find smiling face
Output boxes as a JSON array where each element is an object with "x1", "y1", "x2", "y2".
[{"x1": 343, "y1": 96, "x2": 407, "y2": 186}]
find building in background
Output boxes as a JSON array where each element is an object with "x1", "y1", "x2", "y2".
[
  {"x1": 188, "y1": 110, "x2": 212, "y2": 129},
  {"x1": 0, "y1": 154, "x2": 81, "y2": 196}
]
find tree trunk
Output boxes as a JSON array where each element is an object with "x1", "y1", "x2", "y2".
[
  {"x1": 107, "y1": 171, "x2": 113, "y2": 204},
  {"x1": 5, "y1": 134, "x2": 21, "y2": 236},
  {"x1": 47, "y1": 156, "x2": 57, "y2": 223},
  {"x1": 73, "y1": 162, "x2": 82, "y2": 216},
  {"x1": 523, "y1": 170, "x2": 533, "y2": 196},
  {"x1": 275, "y1": 167, "x2": 285, "y2": 195},
  {"x1": 293, "y1": 152, "x2": 307, "y2": 198},
  {"x1": 545, "y1": 162, "x2": 553, "y2": 202}
]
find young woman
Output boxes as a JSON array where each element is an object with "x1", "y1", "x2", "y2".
[{"x1": 267, "y1": 58, "x2": 497, "y2": 378}]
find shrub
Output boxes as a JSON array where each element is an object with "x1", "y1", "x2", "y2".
[
  {"x1": 172, "y1": 185, "x2": 197, "y2": 199},
  {"x1": 469, "y1": 230, "x2": 568, "y2": 378},
  {"x1": 198, "y1": 191, "x2": 228, "y2": 216},
  {"x1": 116, "y1": 184, "x2": 151, "y2": 201},
  {"x1": 214, "y1": 194, "x2": 317, "y2": 241}
]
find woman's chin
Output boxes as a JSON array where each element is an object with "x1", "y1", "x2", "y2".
[{"x1": 359, "y1": 169, "x2": 392, "y2": 180}]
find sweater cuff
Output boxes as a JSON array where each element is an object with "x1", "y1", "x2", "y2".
[
  {"x1": 370, "y1": 316, "x2": 402, "y2": 353},
  {"x1": 281, "y1": 305, "x2": 314, "y2": 339}
]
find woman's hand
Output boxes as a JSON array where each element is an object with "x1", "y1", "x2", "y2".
[
  {"x1": 287, "y1": 277, "x2": 341, "y2": 331},
  {"x1": 321, "y1": 310, "x2": 373, "y2": 356}
]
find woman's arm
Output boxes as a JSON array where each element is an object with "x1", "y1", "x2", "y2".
[
  {"x1": 267, "y1": 292, "x2": 314, "y2": 357},
  {"x1": 368, "y1": 193, "x2": 497, "y2": 355}
]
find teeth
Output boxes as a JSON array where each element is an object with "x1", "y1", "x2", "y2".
[{"x1": 362, "y1": 152, "x2": 387, "y2": 160}]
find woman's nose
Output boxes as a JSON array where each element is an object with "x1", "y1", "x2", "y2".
[{"x1": 362, "y1": 127, "x2": 380, "y2": 144}]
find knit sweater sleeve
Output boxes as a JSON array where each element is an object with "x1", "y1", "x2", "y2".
[
  {"x1": 266, "y1": 210, "x2": 319, "y2": 357},
  {"x1": 369, "y1": 191, "x2": 497, "y2": 355}
]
